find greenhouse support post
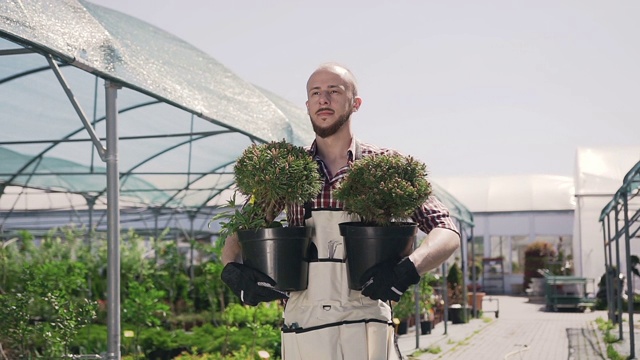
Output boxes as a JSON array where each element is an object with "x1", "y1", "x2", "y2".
[
  {"x1": 614, "y1": 207, "x2": 624, "y2": 339},
  {"x1": 105, "y1": 80, "x2": 122, "y2": 360},
  {"x1": 623, "y1": 195, "x2": 635, "y2": 359}
]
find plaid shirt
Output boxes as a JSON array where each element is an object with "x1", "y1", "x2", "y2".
[{"x1": 286, "y1": 138, "x2": 459, "y2": 235}]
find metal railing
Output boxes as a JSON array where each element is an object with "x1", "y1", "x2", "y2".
[{"x1": 599, "y1": 160, "x2": 640, "y2": 359}]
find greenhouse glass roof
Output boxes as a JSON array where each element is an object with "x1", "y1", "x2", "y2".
[
  {"x1": 0, "y1": 0, "x2": 314, "y2": 213},
  {"x1": 0, "y1": 0, "x2": 472, "y2": 232}
]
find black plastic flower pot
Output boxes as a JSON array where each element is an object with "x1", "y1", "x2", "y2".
[
  {"x1": 339, "y1": 222, "x2": 417, "y2": 290},
  {"x1": 397, "y1": 319, "x2": 408, "y2": 335},
  {"x1": 448, "y1": 306, "x2": 470, "y2": 324},
  {"x1": 420, "y1": 320, "x2": 432, "y2": 335},
  {"x1": 237, "y1": 226, "x2": 312, "y2": 291}
]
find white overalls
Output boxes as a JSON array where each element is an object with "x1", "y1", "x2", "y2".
[{"x1": 281, "y1": 210, "x2": 402, "y2": 360}]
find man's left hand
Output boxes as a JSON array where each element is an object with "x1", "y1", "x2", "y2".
[{"x1": 360, "y1": 257, "x2": 421, "y2": 302}]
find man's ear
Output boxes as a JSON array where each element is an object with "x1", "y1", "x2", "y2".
[{"x1": 353, "y1": 97, "x2": 362, "y2": 112}]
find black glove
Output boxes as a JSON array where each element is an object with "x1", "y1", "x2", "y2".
[
  {"x1": 221, "y1": 262, "x2": 289, "y2": 306},
  {"x1": 360, "y1": 257, "x2": 420, "y2": 302}
]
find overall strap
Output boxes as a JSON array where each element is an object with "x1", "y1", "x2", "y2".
[
  {"x1": 354, "y1": 139, "x2": 363, "y2": 161},
  {"x1": 304, "y1": 201, "x2": 313, "y2": 220}
]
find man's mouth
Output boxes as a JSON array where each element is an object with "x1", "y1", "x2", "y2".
[{"x1": 316, "y1": 108, "x2": 334, "y2": 116}]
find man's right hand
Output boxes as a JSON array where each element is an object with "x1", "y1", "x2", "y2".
[{"x1": 221, "y1": 262, "x2": 289, "y2": 306}]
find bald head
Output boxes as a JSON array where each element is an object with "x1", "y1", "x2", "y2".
[{"x1": 307, "y1": 63, "x2": 359, "y2": 98}]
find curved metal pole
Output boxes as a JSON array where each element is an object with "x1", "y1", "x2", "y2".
[{"x1": 105, "y1": 80, "x2": 122, "y2": 360}]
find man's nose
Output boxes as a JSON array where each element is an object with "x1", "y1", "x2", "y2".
[{"x1": 319, "y1": 91, "x2": 330, "y2": 104}]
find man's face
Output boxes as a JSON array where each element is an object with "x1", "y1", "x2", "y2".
[{"x1": 306, "y1": 69, "x2": 359, "y2": 138}]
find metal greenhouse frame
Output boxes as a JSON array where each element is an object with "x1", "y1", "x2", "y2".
[
  {"x1": 1, "y1": 1, "x2": 474, "y2": 358},
  {"x1": 599, "y1": 160, "x2": 640, "y2": 359}
]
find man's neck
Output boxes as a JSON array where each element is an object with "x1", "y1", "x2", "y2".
[
  {"x1": 315, "y1": 130, "x2": 353, "y2": 177},
  {"x1": 315, "y1": 131, "x2": 352, "y2": 161}
]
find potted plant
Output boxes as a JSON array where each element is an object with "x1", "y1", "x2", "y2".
[
  {"x1": 392, "y1": 288, "x2": 415, "y2": 335},
  {"x1": 446, "y1": 262, "x2": 469, "y2": 324},
  {"x1": 214, "y1": 140, "x2": 322, "y2": 290},
  {"x1": 391, "y1": 274, "x2": 436, "y2": 335},
  {"x1": 334, "y1": 153, "x2": 432, "y2": 290},
  {"x1": 418, "y1": 273, "x2": 436, "y2": 334}
]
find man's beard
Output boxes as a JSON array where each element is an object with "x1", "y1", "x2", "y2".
[{"x1": 311, "y1": 109, "x2": 352, "y2": 138}]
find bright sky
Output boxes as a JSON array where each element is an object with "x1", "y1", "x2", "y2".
[{"x1": 88, "y1": 0, "x2": 640, "y2": 178}]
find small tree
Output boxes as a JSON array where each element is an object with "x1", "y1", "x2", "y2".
[
  {"x1": 447, "y1": 262, "x2": 464, "y2": 305},
  {"x1": 122, "y1": 279, "x2": 171, "y2": 359},
  {"x1": 0, "y1": 261, "x2": 96, "y2": 358}
]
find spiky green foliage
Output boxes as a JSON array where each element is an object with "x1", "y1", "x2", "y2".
[
  {"x1": 214, "y1": 140, "x2": 322, "y2": 240},
  {"x1": 334, "y1": 153, "x2": 432, "y2": 226}
]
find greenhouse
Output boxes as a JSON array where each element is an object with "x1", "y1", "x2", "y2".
[{"x1": 0, "y1": 1, "x2": 474, "y2": 358}]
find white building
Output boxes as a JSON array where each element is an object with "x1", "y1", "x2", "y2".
[
  {"x1": 435, "y1": 174, "x2": 575, "y2": 294},
  {"x1": 435, "y1": 146, "x2": 640, "y2": 295}
]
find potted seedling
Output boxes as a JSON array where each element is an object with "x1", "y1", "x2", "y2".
[
  {"x1": 214, "y1": 140, "x2": 322, "y2": 290},
  {"x1": 334, "y1": 153, "x2": 432, "y2": 290}
]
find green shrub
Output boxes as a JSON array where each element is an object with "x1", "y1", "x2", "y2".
[
  {"x1": 222, "y1": 303, "x2": 282, "y2": 327},
  {"x1": 69, "y1": 324, "x2": 108, "y2": 355},
  {"x1": 214, "y1": 140, "x2": 323, "y2": 240},
  {"x1": 334, "y1": 153, "x2": 432, "y2": 226},
  {"x1": 0, "y1": 259, "x2": 97, "y2": 358},
  {"x1": 447, "y1": 262, "x2": 464, "y2": 305},
  {"x1": 137, "y1": 327, "x2": 191, "y2": 359},
  {"x1": 0, "y1": 226, "x2": 285, "y2": 358}
]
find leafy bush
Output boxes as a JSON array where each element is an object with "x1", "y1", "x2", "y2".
[
  {"x1": 222, "y1": 303, "x2": 282, "y2": 327},
  {"x1": 214, "y1": 140, "x2": 322, "y2": 240},
  {"x1": 69, "y1": 324, "x2": 108, "y2": 355},
  {"x1": 393, "y1": 272, "x2": 436, "y2": 320},
  {"x1": 123, "y1": 279, "x2": 171, "y2": 358},
  {"x1": 0, "y1": 227, "x2": 284, "y2": 358},
  {"x1": 334, "y1": 153, "x2": 432, "y2": 226},
  {"x1": 68, "y1": 304, "x2": 284, "y2": 359},
  {"x1": 447, "y1": 262, "x2": 464, "y2": 305},
  {"x1": 0, "y1": 260, "x2": 97, "y2": 358}
]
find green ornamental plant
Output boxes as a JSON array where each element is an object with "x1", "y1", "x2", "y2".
[
  {"x1": 334, "y1": 153, "x2": 432, "y2": 226},
  {"x1": 447, "y1": 262, "x2": 464, "y2": 305},
  {"x1": 214, "y1": 140, "x2": 322, "y2": 240},
  {"x1": 418, "y1": 273, "x2": 436, "y2": 316},
  {"x1": 392, "y1": 289, "x2": 416, "y2": 321},
  {"x1": 392, "y1": 275, "x2": 435, "y2": 321}
]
